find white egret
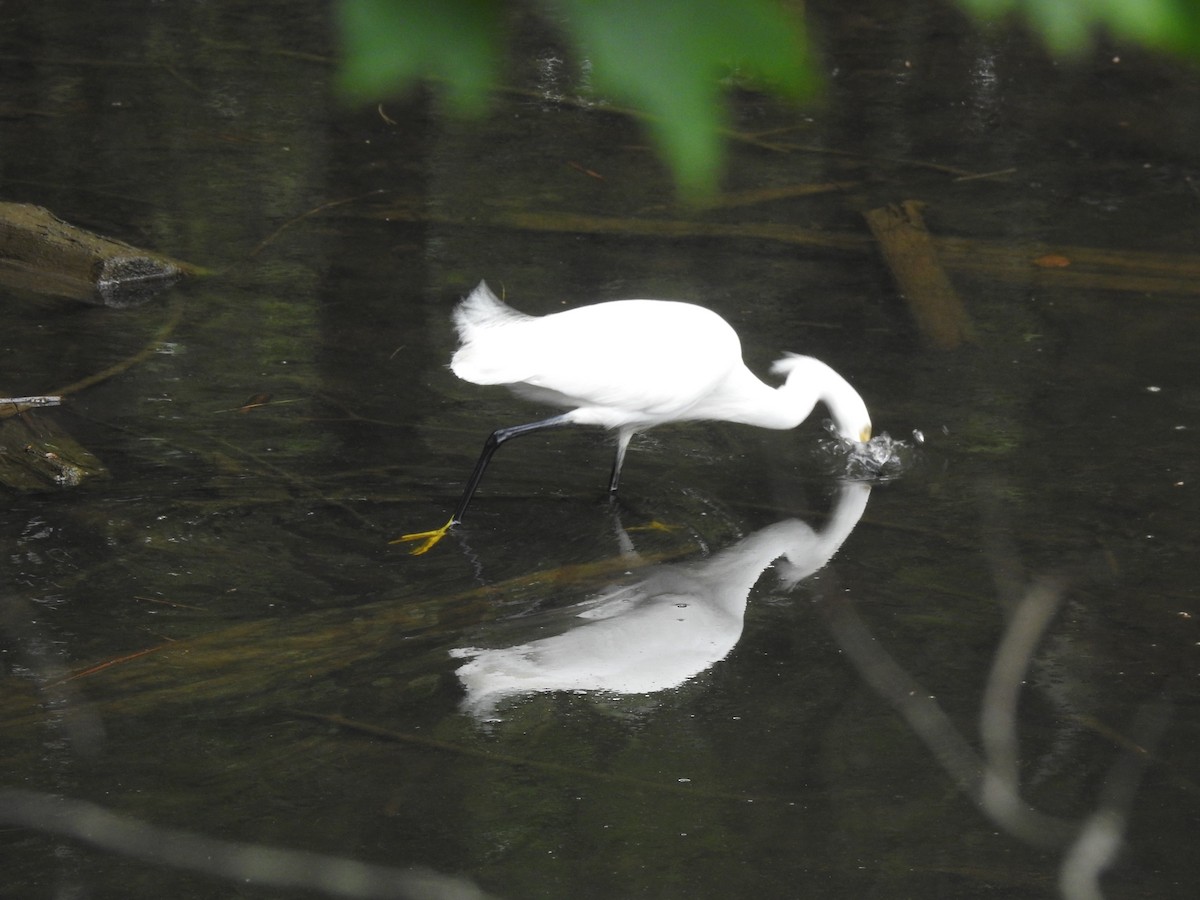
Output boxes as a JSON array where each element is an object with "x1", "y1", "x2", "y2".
[{"x1": 397, "y1": 281, "x2": 871, "y2": 554}]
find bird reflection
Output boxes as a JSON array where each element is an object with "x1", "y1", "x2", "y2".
[{"x1": 451, "y1": 482, "x2": 871, "y2": 719}]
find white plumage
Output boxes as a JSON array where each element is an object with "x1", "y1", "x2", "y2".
[{"x1": 396, "y1": 281, "x2": 872, "y2": 554}]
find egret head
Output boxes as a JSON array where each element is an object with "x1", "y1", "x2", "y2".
[{"x1": 771, "y1": 353, "x2": 872, "y2": 444}]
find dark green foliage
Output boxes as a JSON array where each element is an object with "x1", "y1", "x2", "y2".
[
  {"x1": 958, "y1": 0, "x2": 1200, "y2": 56},
  {"x1": 337, "y1": 0, "x2": 1200, "y2": 194},
  {"x1": 337, "y1": 0, "x2": 812, "y2": 196}
]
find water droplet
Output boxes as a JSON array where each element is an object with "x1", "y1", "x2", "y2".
[{"x1": 816, "y1": 428, "x2": 920, "y2": 482}]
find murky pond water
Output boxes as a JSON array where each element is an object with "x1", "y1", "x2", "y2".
[{"x1": 2, "y1": 2, "x2": 1198, "y2": 898}]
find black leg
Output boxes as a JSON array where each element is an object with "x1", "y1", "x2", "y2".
[
  {"x1": 450, "y1": 414, "x2": 573, "y2": 525},
  {"x1": 608, "y1": 428, "x2": 634, "y2": 495},
  {"x1": 396, "y1": 413, "x2": 573, "y2": 554}
]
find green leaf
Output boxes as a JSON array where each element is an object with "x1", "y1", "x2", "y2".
[
  {"x1": 337, "y1": 1, "x2": 1200, "y2": 193},
  {"x1": 956, "y1": 0, "x2": 1200, "y2": 56},
  {"x1": 336, "y1": 0, "x2": 503, "y2": 112},
  {"x1": 556, "y1": 0, "x2": 812, "y2": 196},
  {"x1": 335, "y1": 0, "x2": 813, "y2": 196}
]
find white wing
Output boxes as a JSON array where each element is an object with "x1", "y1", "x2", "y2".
[{"x1": 451, "y1": 298, "x2": 744, "y2": 425}]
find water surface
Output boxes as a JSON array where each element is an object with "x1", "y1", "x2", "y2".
[{"x1": 1, "y1": 2, "x2": 1197, "y2": 899}]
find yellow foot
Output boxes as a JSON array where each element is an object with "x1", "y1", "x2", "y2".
[
  {"x1": 625, "y1": 519, "x2": 681, "y2": 534},
  {"x1": 390, "y1": 518, "x2": 455, "y2": 556}
]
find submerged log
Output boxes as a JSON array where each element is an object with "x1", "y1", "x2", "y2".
[
  {"x1": 0, "y1": 410, "x2": 108, "y2": 490},
  {"x1": 0, "y1": 202, "x2": 199, "y2": 306},
  {"x1": 864, "y1": 201, "x2": 976, "y2": 349},
  {"x1": 367, "y1": 199, "x2": 1200, "y2": 298}
]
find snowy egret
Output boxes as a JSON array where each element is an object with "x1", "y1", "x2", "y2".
[{"x1": 396, "y1": 281, "x2": 871, "y2": 554}]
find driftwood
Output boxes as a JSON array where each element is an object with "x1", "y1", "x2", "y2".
[
  {"x1": 0, "y1": 201, "x2": 200, "y2": 306},
  {"x1": 864, "y1": 201, "x2": 976, "y2": 349}
]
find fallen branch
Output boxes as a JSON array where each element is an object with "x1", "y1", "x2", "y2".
[
  {"x1": 0, "y1": 395, "x2": 61, "y2": 419},
  {"x1": 51, "y1": 296, "x2": 185, "y2": 398},
  {"x1": 864, "y1": 201, "x2": 976, "y2": 349}
]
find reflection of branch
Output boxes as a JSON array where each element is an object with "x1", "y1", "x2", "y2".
[
  {"x1": 820, "y1": 591, "x2": 982, "y2": 790},
  {"x1": 248, "y1": 189, "x2": 388, "y2": 258},
  {"x1": 818, "y1": 577, "x2": 1168, "y2": 898},
  {"x1": 0, "y1": 789, "x2": 493, "y2": 900},
  {"x1": 1059, "y1": 700, "x2": 1170, "y2": 900},
  {"x1": 817, "y1": 586, "x2": 1072, "y2": 847},
  {"x1": 979, "y1": 579, "x2": 1067, "y2": 841},
  {"x1": 51, "y1": 296, "x2": 185, "y2": 398},
  {"x1": 0, "y1": 593, "x2": 105, "y2": 755}
]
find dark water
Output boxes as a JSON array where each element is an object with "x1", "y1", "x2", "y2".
[{"x1": 2, "y1": 2, "x2": 1198, "y2": 898}]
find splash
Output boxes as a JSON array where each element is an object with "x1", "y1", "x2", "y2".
[{"x1": 817, "y1": 420, "x2": 921, "y2": 482}]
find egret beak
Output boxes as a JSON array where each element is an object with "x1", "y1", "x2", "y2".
[
  {"x1": 391, "y1": 518, "x2": 455, "y2": 555},
  {"x1": 860, "y1": 426, "x2": 872, "y2": 443}
]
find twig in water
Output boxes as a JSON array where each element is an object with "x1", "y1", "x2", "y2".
[{"x1": 249, "y1": 190, "x2": 389, "y2": 258}]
